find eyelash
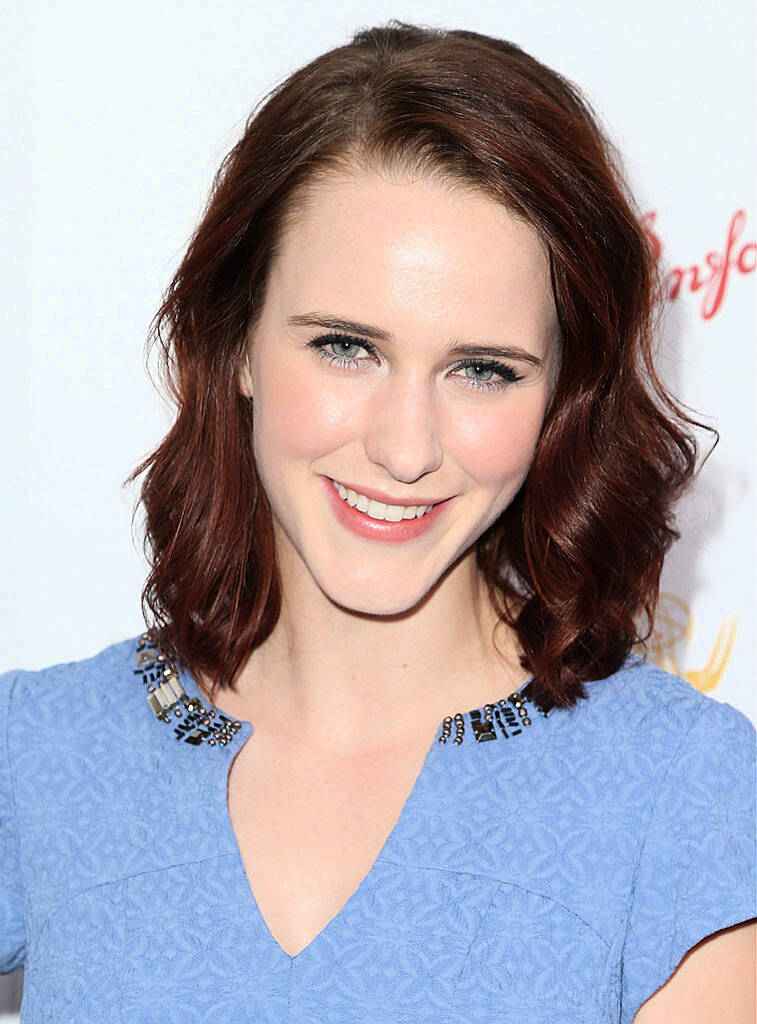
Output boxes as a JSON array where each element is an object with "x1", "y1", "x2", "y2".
[{"x1": 306, "y1": 332, "x2": 523, "y2": 391}]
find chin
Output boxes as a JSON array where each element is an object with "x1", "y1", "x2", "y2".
[{"x1": 319, "y1": 572, "x2": 432, "y2": 618}]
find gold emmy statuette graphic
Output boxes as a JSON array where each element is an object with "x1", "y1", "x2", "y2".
[{"x1": 641, "y1": 593, "x2": 738, "y2": 694}]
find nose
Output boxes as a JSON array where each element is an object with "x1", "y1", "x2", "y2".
[{"x1": 363, "y1": 370, "x2": 443, "y2": 484}]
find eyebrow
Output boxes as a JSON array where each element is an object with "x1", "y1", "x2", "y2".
[{"x1": 286, "y1": 313, "x2": 544, "y2": 368}]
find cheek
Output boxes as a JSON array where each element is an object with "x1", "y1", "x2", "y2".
[
  {"x1": 252, "y1": 352, "x2": 356, "y2": 461},
  {"x1": 453, "y1": 394, "x2": 545, "y2": 487}
]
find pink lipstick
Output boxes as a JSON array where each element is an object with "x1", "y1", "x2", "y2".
[{"x1": 320, "y1": 475, "x2": 454, "y2": 543}]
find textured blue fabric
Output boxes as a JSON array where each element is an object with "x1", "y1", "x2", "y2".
[{"x1": 1, "y1": 632, "x2": 755, "y2": 1023}]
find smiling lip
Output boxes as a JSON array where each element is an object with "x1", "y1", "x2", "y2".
[
  {"x1": 325, "y1": 477, "x2": 447, "y2": 507},
  {"x1": 320, "y1": 475, "x2": 454, "y2": 543}
]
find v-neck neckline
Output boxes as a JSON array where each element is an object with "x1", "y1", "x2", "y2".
[{"x1": 174, "y1": 657, "x2": 546, "y2": 963}]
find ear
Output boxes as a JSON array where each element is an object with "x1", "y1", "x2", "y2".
[{"x1": 238, "y1": 350, "x2": 254, "y2": 400}]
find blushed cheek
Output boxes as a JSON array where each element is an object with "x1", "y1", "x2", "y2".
[
  {"x1": 253, "y1": 355, "x2": 358, "y2": 465},
  {"x1": 453, "y1": 400, "x2": 545, "y2": 493}
]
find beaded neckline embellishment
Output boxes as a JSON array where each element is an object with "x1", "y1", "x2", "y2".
[
  {"x1": 439, "y1": 680, "x2": 554, "y2": 745},
  {"x1": 135, "y1": 631, "x2": 554, "y2": 748},
  {"x1": 135, "y1": 632, "x2": 242, "y2": 747}
]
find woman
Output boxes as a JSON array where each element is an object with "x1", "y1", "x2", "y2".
[{"x1": 1, "y1": 20, "x2": 754, "y2": 1024}]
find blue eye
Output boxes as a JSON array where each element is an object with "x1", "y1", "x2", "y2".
[
  {"x1": 308, "y1": 333, "x2": 367, "y2": 366},
  {"x1": 455, "y1": 358, "x2": 522, "y2": 387},
  {"x1": 306, "y1": 332, "x2": 523, "y2": 391}
]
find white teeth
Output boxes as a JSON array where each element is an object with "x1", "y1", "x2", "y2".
[{"x1": 331, "y1": 479, "x2": 435, "y2": 521}]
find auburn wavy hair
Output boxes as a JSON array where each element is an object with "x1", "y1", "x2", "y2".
[{"x1": 125, "y1": 20, "x2": 713, "y2": 711}]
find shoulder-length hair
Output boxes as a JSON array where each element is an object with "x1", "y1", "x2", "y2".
[{"x1": 125, "y1": 20, "x2": 711, "y2": 711}]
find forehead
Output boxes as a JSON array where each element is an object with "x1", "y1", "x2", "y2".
[{"x1": 269, "y1": 168, "x2": 556, "y2": 342}]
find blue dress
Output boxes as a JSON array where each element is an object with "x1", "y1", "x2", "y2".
[{"x1": 1, "y1": 632, "x2": 755, "y2": 1023}]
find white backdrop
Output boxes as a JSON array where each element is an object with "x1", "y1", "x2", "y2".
[{"x1": 0, "y1": 0, "x2": 754, "y2": 1014}]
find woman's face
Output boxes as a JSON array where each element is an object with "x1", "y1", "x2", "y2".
[{"x1": 240, "y1": 167, "x2": 560, "y2": 615}]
